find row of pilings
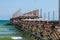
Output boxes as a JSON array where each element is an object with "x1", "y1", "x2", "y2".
[{"x1": 10, "y1": 18, "x2": 60, "y2": 40}]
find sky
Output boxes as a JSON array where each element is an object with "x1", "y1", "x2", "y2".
[{"x1": 0, "y1": 0, "x2": 59, "y2": 20}]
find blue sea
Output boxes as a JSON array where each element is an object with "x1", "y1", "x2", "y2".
[{"x1": 0, "y1": 20, "x2": 32, "y2": 40}]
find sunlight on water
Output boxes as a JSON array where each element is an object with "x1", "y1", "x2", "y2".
[{"x1": 11, "y1": 37, "x2": 23, "y2": 40}]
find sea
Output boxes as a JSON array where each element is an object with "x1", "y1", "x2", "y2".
[{"x1": 0, "y1": 20, "x2": 35, "y2": 40}]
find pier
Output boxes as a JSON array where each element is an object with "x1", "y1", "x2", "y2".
[{"x1": 10, "y1": 9, "x2": 60, "y2": 40}]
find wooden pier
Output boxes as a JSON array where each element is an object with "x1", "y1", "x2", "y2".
[{"x1": 10, "y1": 10, "x2": 60, "y2": 40}]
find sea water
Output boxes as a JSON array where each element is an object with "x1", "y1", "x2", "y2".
[
  {"x1": 57, "y1": 28, "x2": 60, "y2": 32},
  {"x1": 0, "y1": 20, "x2": 26, "y2": 40}
]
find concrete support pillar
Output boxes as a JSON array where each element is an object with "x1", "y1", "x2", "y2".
[
  {"x1": 59, "y1": 0, "x2": 60, "y2": 24},
  {"x1": 40, "y1": 9, "x2": 42, "y2": 18},
  {"x1": 44, "y1": 12, "x2": 46, "y2": 20},
  {"x1": 48, "y1": 12, "x2": 50, "y2": 21},
  {"x1": 53, "y1": 11, "x2": 54, "y2": 21}
]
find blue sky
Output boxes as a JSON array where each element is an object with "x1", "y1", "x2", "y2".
[{"x1": 0, "y1": 0, "x2": 59, "y2": 20}]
